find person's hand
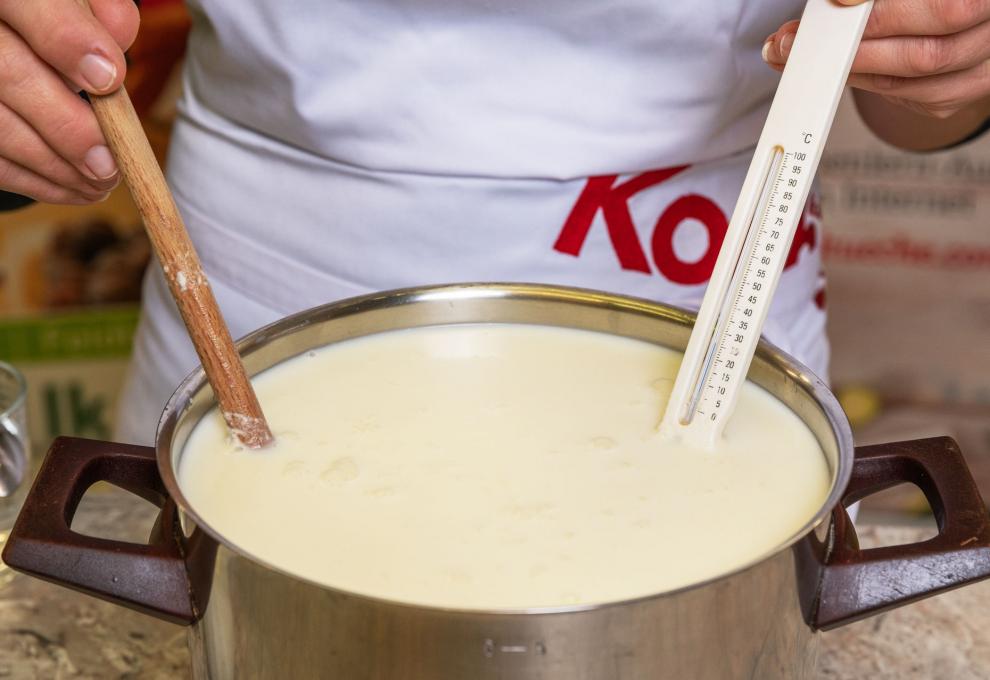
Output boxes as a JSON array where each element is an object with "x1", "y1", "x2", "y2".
[
  {"x1": 763, "y1": 0, "x2": 990, "y2": 121},
  {"x1": 0, "y1": 0, "x2": 140, "y2": 204}
]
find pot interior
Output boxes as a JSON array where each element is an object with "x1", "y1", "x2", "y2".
[{"x1": 157, "y1": 283, "x2": 853, "y2": 608}]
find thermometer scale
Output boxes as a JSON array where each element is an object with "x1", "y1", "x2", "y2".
[{"x1": 660, "y1": 0, "x2": 873, "y2": 448}]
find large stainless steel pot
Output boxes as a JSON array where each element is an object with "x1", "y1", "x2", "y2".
[{"x1": 5, "y1": 284, "x2": 990, "y2": 680}]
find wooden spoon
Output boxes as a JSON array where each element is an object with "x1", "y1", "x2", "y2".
[{"x1": 90, "y1": 88, "x2": 274, "y2": 449}]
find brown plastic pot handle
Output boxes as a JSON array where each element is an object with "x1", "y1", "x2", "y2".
[
  {"x1": 806, "y1": 437, "x2": 990, "y2": 630},
  {"x1": 1, "y1": 436, "x2": 211, "y2": 625}
]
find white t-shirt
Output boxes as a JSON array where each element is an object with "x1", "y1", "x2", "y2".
[{"x1": 117, "y1": 0, "x2": 828, "y2": 444}]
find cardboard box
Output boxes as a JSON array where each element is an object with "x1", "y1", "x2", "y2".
[{"x1": 0, "y1": 194, "x2": 147, "y2": 455}]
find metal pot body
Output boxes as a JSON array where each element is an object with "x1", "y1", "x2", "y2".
[
  {"x1": 8, "y1": 285, "x2": 990, "y2": 680},
  {"x1": 160, "y1": 284, "x2": 849, "y2": 680},
  {"x1": 186, "y1": 545, "x2": 814, "y2": 680}
]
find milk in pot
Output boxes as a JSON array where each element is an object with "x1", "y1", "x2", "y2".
[{"x1": 177, "y1": 324, "x2": 830, "y2": 609}]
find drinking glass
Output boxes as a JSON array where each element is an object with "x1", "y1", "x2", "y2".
[{"x1": 0, "y1": 361, "x2": 29, "y2": 585}]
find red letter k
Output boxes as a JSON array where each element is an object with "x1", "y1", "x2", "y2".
[{"x1": 554, "y1": 166, "x2": 688, "y2": 273}]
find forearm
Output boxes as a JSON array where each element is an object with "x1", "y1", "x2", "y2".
[{"x1": 853, "y1": 90, "x2": 990, "y2": 151}]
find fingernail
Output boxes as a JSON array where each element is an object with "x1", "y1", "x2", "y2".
[
  {"x1": 83, "y1": 145, "x2": 117, "y2": 180},
  {"x1": 79, "y1": 53, "x2": 117, "y2": 92},
  {"x1": 780, "y1": 32, "x2": 795, "y2": 58},
  {"x1": 762, "y1": 39, "x2": 774, "y2": 64}
]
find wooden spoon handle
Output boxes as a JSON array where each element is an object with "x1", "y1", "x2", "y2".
[{"x1": 90, "y1": 88, "x2": 274, "y2": 449}]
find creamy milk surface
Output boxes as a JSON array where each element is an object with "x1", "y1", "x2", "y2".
[{"x1": 178, "y1": 324, "x2": 831, "y2": 609}]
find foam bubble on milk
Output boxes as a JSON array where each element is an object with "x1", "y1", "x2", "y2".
[
  {"x1": 320, "y1": 457, "x2": 360, "y2": 484},
  {"x1": 177, "y1": 324, "x2": 830, "y2": 610}
]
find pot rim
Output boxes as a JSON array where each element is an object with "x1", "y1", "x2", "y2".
[{"x1": 156, "y1": 282, "x2": 854, "y2": 617}]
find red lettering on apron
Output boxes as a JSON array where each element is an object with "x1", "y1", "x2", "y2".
[
  {"x1": 650, "y1": 194, "x2": 728, "y2": 285},
  {"x1": 555, "y1": 169, "x2": 821, "y2": 283},
  {"x1": 785, "y1": 195, "x2": 819, "y2": 268},
  {"x1": 554, "y1": 167, "x2": 688, "y2": 273}
]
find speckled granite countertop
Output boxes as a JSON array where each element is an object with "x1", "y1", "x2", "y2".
[{"x1": 0, "y1": 495, "x2": 986, "y2": 679}]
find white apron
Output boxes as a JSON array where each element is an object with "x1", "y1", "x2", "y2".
[{"x1": 116, "y1": 0, "x2": 827, "y2": 444}]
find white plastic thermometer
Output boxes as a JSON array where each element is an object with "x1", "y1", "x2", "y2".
[{"x1": 660, "y1": 0, "x2": 872, "y2": 449}]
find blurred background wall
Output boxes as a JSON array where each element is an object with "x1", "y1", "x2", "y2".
[{"x1": 821, "y1": 95, "x2": 990, "y2": 520}]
